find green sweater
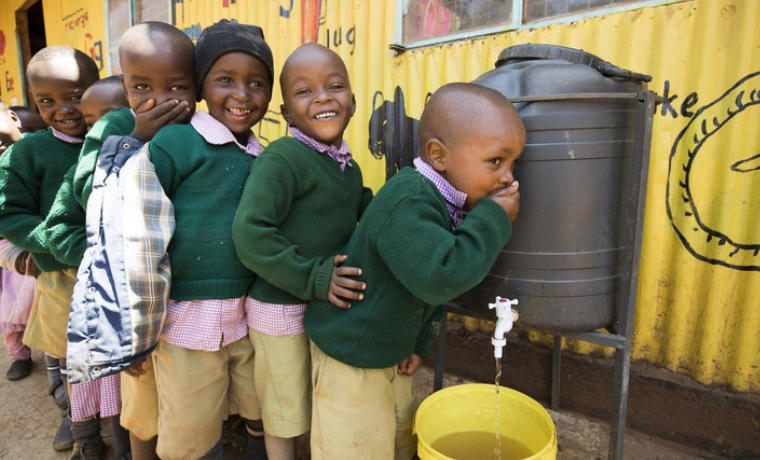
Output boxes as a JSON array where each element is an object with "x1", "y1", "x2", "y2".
[
  {"x1": 304, "y1": 167, "x2": 513, "y2": 369},
  {"x1": 232, "y1": 137, "x2": 373, "y2": 305},
  {"x1": 150, "y1": 123, "x2": 255, "y2": 301},
  {"x1": 0, "y1": 130, "x2": 81, "y2": 271}
]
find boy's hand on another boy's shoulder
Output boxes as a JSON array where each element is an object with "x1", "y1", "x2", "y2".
[
  {"x1": 487, "y1": 180, "x2": 520, "y2": 222},
  {"x1": 327, "y1": 254, "x2": 366, "y2": 309},
  {"x1": 130, "y1": 98, "x2": 192, "y2": 142},
  {"x1": 123, "y1": 358, "x2": 149, "y2": 379},
  {"x1": 398, "y1": 353, "x2": 423, "y2": 376}
]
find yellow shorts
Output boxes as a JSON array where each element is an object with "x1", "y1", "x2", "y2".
[
  {"x1": 310, "y1": 341, "x2": 418, "y2": 460},
  {"x1": 152, "y1": 337, "x2": 260, "y2": 460},
  {"x1": 121, "y1": 355, "x2": 158, "y2": 441},
  {"x1": 249, "y1": 330, "x2": 311, "y2": 437},
  {"x1": 23, "y1": 268, "x2": 77, "y2": 357}
]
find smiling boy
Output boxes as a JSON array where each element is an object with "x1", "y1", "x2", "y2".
[
  {"x1": 144, "y1": 19, "x2": 273, "y2": 460},
  {"x1": 0, "y1": 46, "x2": 100, "y2": 456},
  {"x1": 232, "y1": 43, "x2": 372, "y2": 460}
]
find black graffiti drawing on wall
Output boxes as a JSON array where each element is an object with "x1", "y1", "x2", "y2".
[
  {"x1": 368, "y1": 87, "x2": 421, "y2": 181},
  {"x1": 255, "y1": 108, "x2": 289, "y2": 146},
  {"x1": 665, "y1": 72, "x2": 760, "y2": 271}
]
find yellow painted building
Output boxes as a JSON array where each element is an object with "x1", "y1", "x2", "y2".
[{"x1": 0, "y1": 0, "x2": 757, "y2": 395}]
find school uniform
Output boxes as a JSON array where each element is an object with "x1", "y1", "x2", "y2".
[{"x1": 304, "y1": 158, "x2": 514, "y2": 460}]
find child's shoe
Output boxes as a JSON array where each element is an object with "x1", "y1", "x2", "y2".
[
  {"x1": 5, "y1": 358, "x2": 32, "y2": 380},
  {"x1": 69, "y1": 435, "x2": 105, "y2": 460},
  {"x1": 53, "y1": 414, "x2": 74, "y2": 451}
]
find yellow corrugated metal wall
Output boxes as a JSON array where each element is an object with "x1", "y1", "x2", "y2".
[{"x1": 4, "y1": 0, "x2": 757, "y2": 393}]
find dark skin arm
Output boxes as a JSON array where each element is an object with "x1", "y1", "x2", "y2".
[
  {"x1": 327, "y1": 254, "x2": 366, "y2": 309},
  {"x1": 130, "y1": 98, "x2": 192, "y2": 142},
  {"x1": 398, "y1": 353, "x2": 424, "y2": 376}
]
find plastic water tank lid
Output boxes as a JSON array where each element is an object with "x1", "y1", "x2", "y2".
[{"x1": 495, "y1": 44, "x2": 651, "y2": 82}]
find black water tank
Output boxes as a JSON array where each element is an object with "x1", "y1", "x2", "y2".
[{"x1": 458, "y1": 44, "x2": 650, "y2": 332}]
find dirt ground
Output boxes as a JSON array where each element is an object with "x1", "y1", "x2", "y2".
[{"x1": 0, "y1": 344, "x2": 729, "y2": 460}]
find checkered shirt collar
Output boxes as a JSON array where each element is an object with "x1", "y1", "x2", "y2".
[
  {"x1": 51, "y1": 127, "x2": 84, "y2": 144},
  {"x1": 413, "y1": 157, "x2": 468, "y2": 226},
  {"x1": 288, "y1": 126, "x2": 352, "y2": 171}
]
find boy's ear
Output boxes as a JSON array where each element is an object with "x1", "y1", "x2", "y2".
[
  {"x1": 8, "y1": 111, "x2": 21, "y2": 128},
  {"x1": 280, "y1": 104, "x2": 293, "y2": 125},
  {"x1": 425, "y1": 138, "x2": 447, "y2": 173}
]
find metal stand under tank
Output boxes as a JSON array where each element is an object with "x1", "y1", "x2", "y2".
[{"x1": 431, "y1": 45, "x2": 658, "y2": 460}]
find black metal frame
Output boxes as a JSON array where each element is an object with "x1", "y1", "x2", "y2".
[{"x1": 433, "y1": 90, "x2": 657, "y2": 460}]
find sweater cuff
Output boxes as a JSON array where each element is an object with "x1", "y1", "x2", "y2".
[{"x1": 314, "y1": 257, "x2": 333, "y2": 301}]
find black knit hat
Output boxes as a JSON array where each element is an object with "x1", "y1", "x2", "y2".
[{"x1": 194, "y1": 19, "x2": 275, "y2": 102}]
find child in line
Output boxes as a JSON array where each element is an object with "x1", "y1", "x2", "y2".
[
  {"x1": 45, "y1": 21, "x2": 197, "y2": 460},
  {"x1": 0, "y1": 46, "x2": 100, "y2": 456},
  {"x1": 232, "y1": 42, "x2": 372, "y2": 460},
  {"x1": 80, "y1": 76, "x2": 130, "y2": 131},
  {"x1": 0, "y1": 103, "x2": 36, "y2": 382},
  {"x1": 57, "y1": 74, "x2": 132, "y2": 460},
  {"x1": 145, "y1": 19, "x2": 273, "y2": 460},
  {"x1": 304, "y1": 82, "x2": 526, "y2": 460},
  {"x1": 9, "y1": 105, "x2": 47, "y2": 133}
]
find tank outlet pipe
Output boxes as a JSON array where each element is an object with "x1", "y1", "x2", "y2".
[{"x1": 490, "y1": 297, "x2": 519, "y2": 358}]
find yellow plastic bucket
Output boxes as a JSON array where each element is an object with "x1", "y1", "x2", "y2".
[{"x1": 413, "y1": 383, "x2": 557, "y2": 460}]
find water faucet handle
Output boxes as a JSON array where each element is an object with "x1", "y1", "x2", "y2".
[{"x1": 489, "y1": 296, "x2": 519, "y2": 317}]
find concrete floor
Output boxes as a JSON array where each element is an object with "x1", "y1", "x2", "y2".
[{"x1": 0, "y1": 346, "x2": 730, "y2": 460}]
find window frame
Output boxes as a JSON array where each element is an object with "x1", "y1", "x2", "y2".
[
  {"x1": 105, "y1": 0, "x2": 173, "y2": 74},
  {"x1": 392, "y1": 0, "x2": 687, "y2": 50}
]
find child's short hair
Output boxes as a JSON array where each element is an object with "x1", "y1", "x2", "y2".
[
  {"x1": 194, "y1": 19, "x2": 274, "y2": 101},
  {"x1": 119, "y1": 21, "x2": 194, "y2": 70},
  {"x1": 27, "y1": 46, "x2": 100, "y2": 86},
  {"x1": 418, "y1": 82, "x2": 516, "y2": 150},
  {"x1": 86, "y1": 75, "x2": 124, "y2": 90}
]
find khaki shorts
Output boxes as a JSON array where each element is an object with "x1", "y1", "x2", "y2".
[
  {"x1": 23, "y1": 268, "x2": 77, "y2": 357},
  {"x1": 249, "y1": 330, "x2": 311, "y2": 437},
  {"x1": 121, "y1": 355, "x2": 158, "y2": 441},
  {"x1": 153, "y1": 338, "x2": 260, "y2": 460},
  {"x1": 310, "y1": 341, "x2": 418, "y2": 460}
]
